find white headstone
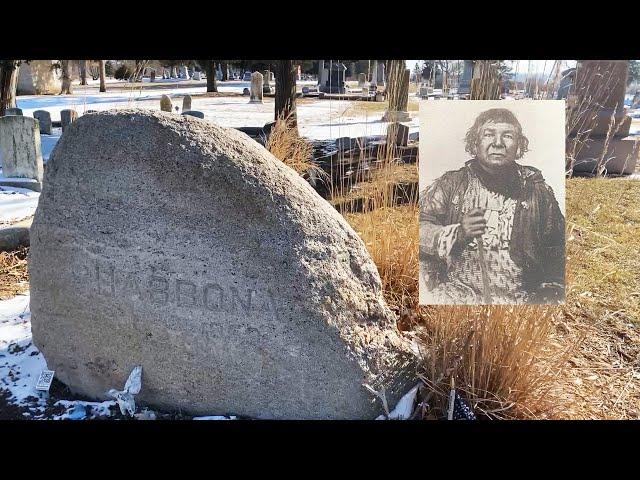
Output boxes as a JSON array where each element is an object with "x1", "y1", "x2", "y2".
[{"x1": 0, "y1": 116, "x2": 44, "y2": 183}]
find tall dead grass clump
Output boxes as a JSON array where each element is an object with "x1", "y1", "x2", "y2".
[
  {"x1": 266, "y1": 113, "x2": 327, "y2": 184},
  {"x1": 0, "y1": 247, "x2": 29, "y2": 300},
  {"x1": 412, "y1": 304, "x2": 573, "y2": 419}
]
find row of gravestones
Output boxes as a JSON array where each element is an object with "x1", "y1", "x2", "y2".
[
  {"x1": 0, "y1": 107, "x2": 90, "y2": 191},
  {"x1": 3, "y1": 107, "x2": 81, "y2": 135},
  {"x1": 159, "y1": 94, "x2": 204, "y2": 119}
]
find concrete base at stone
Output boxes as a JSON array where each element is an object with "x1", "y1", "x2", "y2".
[
  {"x1": 382, "y1": 110, "x2": 411, "y2": 123},
  {"x1": 571, "y1": 136, "x2": 640, "y2": 175},
  {"x1": 0, "y1": 177, "x2": 42, "y2": 192}
]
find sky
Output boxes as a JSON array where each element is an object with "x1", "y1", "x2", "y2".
[{"x1": 406, "y1": 60, "x2": 577, "y2": 75}]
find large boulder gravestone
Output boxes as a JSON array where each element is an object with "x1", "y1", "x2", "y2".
[
  {"x1": 160, "y1": 94, "x2": 172, "y2": 112},
  {"x1": 29, "y1": 110, "x2": 416, "y2": 419}
]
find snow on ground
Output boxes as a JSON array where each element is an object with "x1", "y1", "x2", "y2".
[
  {"x1": 0, "y1": 184, "x2": 40, "y2": 225},
  {"x1": 14, "y1": 80, "x2": 418, "y2": 143}
]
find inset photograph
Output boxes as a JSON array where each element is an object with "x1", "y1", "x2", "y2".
[{"x1": 419, "y1": 101, "x2": 566, "y2": 305}]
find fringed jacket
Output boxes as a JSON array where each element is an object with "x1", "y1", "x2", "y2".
[{"x1": 419, "y1": 160, "x2": 565, "y2": 302}]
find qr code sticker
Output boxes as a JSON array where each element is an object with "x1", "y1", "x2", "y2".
[{"x1": 36, "y1": 370, "x2": 55, "y2": 391}]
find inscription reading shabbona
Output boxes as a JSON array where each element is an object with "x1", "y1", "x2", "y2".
[{"x1": 74, "y1": 259, "x2": 278, "y2": 317}]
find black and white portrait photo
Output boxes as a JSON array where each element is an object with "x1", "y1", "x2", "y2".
[{"x1": 419, "y1": 101, "x2": 566, "y2": 305}]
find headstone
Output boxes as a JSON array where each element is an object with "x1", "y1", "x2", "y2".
[
  {"x1": 181, "y1": 110, "x2": 204, "y2": 119},
  {"x1": 263, "y1": 70, "x2": 272, "y2": 94},
  {"x1": 182, "y1": 95, "x2": 192, "y2": 111},
  {"x1": 160, "y1": 94, "x2": 173, "y2": 112},
  {"x1": 5, "y1": 108, "x2": 23, "y2": 116},
  {"x1": 357, "y1": 73, "x2": 366, "y2": 87},
  {"x1": 60, "y1": 109, "x2": 77, "y2": 132},
  {"x1": 458, "y1": 60, "x2": 474, "y2": 95},
  {"x1": 33, "y1": 110, "x2": 52, "y2": 135},
  {"x1": 29, "y1": 110, "x2": 415, "y2": 420},
  {"x1": 570, "y1": 60, "x2": 639, "y2": 174},
  {"x1": 0, "y1": 116, "x2": 43, "y2": 184},
  {"x1": 180, "y1": 66, "x2": 190, "y2": 80},
  {"x1": 377, "y1": 62, "x2": 386, "y2": 87},
  {"x1": 386, "y1": 122, "x2": 409, "y2": 148},
  {"x1": 242, "y1": 87, "x2": 250, "y2": 96},
  {"x1": 150, "y1": 70, "x2": 156, "y2": 82},
  {"x1": 302, "y1": 86, "x2": 310, "y2": 95},
  {"x1": 17, "y1": 60, "x2": 62, "y2": 95},
  {"x1": 192, "y1": 71, "x2": 201, "y2": 81},
  {"x1": 320, "y1": 62, "x2": 346, "y2": 94},
  {"x1": 249, "y1": 72, "x2": 263, "y2": 104},
  {"x1": 371, "y1": 60, "x2": 378, "y2": 87}
]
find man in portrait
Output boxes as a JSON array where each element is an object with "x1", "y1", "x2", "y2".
[{"x1": 419, "y1": 107, "x2": 565, "y2": 304}]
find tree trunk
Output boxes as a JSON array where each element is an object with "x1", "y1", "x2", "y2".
[
  {"x1": 205, "y1": 61, "x2": 217, "y2": 92},
  {"x1": 470, "y1": 60, "x2": 501, "y2": 100},
  {"x1": 274, "y1": 60, "x2": 298, "y2": 131},
  {"x1": 386, "y1": 59, "x2": 408, "y2": 112},
  {"x1": 79, "y1": 60, "x2": 87, "y2": 85},
  {"x1": 222, "y1": 63, "x2": 229, "y2": 81},
  {"x1": 60, "y1": 60, "x2": 73, "y2": 94},
  {"x1": 0, "y1": 60, "x2": 19, "y2": 116},
  {"x1": 99, "y1": 60, "x2": 106, "y2": 92}
]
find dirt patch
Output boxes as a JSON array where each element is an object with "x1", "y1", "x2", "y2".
[{"x1": 0, "y1": 247, "x2": 29, "y2": 300}]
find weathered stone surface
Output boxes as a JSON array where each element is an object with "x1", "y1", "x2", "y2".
[
  {"x1": 0, "y1": 116, "x2": 43, "y2": 183},
  {"x1": 181, "y1": 110, "x2": 204, "y2": 119},
  {"x1": 182, "y1": 95, "x2": 192, "y2": 111},
  {"x1": 5, "y1": 108, "x2": 23, "y2": 116},
  {"x1": 160, "y1": 95, "x2": 172, "y2": 112},
  {"x1": 60, "y1": 109, "x2": 77, "y2": 132},
  {"x1": 192, "y1": 71, "x2": 201, "y2": 81},
  {"x1": 29, "y1": 110, "x2": 416, "y2": 419},
  {"x1": 250, "y1": 72, "x2": 263, "y2": 104},
  {"x1": 33, "y1": 110, "x2": 52, "y2": 135}
]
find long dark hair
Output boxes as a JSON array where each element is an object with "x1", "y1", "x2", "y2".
[{"x1": 464, "y1": 108, "x2": 529, "y2": 159}]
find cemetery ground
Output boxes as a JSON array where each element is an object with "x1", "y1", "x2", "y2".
[{"x1": 1, "y1": 79, "x2": 639, "y2": 420}]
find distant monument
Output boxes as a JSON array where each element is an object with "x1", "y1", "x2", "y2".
[{"x1": 568, "y1": 60, "x2": 639, "y2": 175}]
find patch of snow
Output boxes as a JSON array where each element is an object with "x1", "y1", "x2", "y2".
[{"x1": 0, "y1": 185, "x2": 40, "y2": 224}]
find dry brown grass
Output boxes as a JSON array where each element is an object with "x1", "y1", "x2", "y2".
[
  {"x1": 339, "y1": 158, "x2": 640, "y2": 418},
  {"x1": 265, "y1": 114, "x2": 327, "y2": 184},
  {"x1": 0, "y1": 247, "x2": 29, "y2": 300}
]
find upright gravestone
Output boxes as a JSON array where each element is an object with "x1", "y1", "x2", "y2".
[
  {"x1": 192, "y1": 71, "x2": 201, "y2": 81},
  {"x1": 570, "y1": 60, "x2": 640, "y2": 175},
  {"x1": 160, "y1": 94, "x2": 173, "y2": 112},
  {"x1": 5, "y1": 108, "x2": 23, "y2": 116},
  {"x1": 180, "y1": 65, "x2": 190, "y2": 80},
  {"x1": 263, "y1": 70, "x2": 272, "y2": 94},
  {"x1": 377, "y1": 62, "x2": 386, "y2": 87},
  {"x1": 0, "y1": 116, "x2": 43, "y2": 190},
  {"x1": 60, "y1": 109, "x2": 77, "y2": 132},
  {"x1": 250, "y1": 72, "x2": 263, "y2": 104},
  {"x1": 150, "y1": 70, "x2": 156, "y2": 82},
  {"x1": 33, "y1": 110, "x2": 52, "y2": 135},
  {"x1": 458, "y1": 60, "x2": 474, "y2": 95},
  {"x1": 182, "y1": 95, "x2": 192, "y2": 111},
  {"x1": 29, "y1": 110, "x2": 416, "y2": 420},
  {"x1": 358, "y1": 73, "x2": 367, "y2": 88}
]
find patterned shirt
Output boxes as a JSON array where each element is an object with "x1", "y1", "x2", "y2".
[{"x1": 429, "y1": 175, "x2": 527, "y2": 304}]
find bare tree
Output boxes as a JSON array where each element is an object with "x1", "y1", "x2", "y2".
[
  {"x1": 470, "y1": 60, "x2": 502, "y2": 100},
  {"x1": 0, "y1": 60, "x2": 20, "y2": 115},
  {"x1": 197, "y1": 60, "x2": 218, "y2": 92},
  {"x1": 274, "y1": 60, "x2": 298, "y2": 132},
  {"x1": 99, "y1": 60, "x2": 106, "y2": 92},
  {"x1": 79, "y1": 60, "x2": 88, "y2": 85},
  {"x1": 60, "y1": 60, "x2": 73, "y2": 94}
]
